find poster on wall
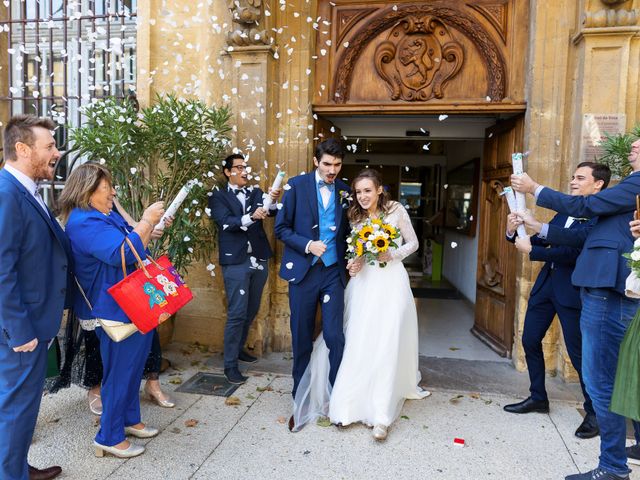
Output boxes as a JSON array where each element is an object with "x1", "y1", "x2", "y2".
[{"x1": 580, "y1": 113, "x2": 626, "y2": 164}]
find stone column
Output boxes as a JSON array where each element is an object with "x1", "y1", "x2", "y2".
[{"x1": 222, "y1": 0, "x2": 280, "y2": 355}]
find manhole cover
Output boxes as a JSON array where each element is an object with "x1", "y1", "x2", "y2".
[{"x1": 175, "y1": 372, "x2": 240, "y2": 397}]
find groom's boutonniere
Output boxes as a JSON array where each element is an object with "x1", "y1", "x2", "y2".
[{"x1": 339, "y1": 190, "x2": 352, "y2": 209}]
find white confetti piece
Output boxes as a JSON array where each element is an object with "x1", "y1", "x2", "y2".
[
  {"x1": 223, "y1": 224, "x2": 229, "y2": 230},
  {"x1": 286, "y1": 262, "x2": 294, "y2": 269},
  {"x1": 422, "y1": 143, "x2": 430, "y2": 151},
  {"x1": 206, "y1": 263, "x2": 216, "y2": 271},
  {"x1": 240, "y1": 289, "x2": 246, "y2": 295},
  {"x1": 283, "y1": 184, "x2": 291, "y2": 190},
  {"x1": 486, "y1": 96, "x2": 492, "y2": 102},
  {"x1": 438, "y1": 114, "x2": 448, "y2": 121},
  {"x1": 443, "y1": 184, "x2": 448, "y2": 189},
  {"x1": 451, "y1": 242, "x2": 458, "y2": 249},
  {"x1": 184, "y1": 235, "x2": 191, "y2": 242},
  {"x1": 323, "y1": 294, "x2": 331, "y2": 303},
  {"x1": 329, "y1": 226, "x2": 337, "y2": 231},
  {"x1": 130, "y1": 167, "x2": 137, "y2": 174}
]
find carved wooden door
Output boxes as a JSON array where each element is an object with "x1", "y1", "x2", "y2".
[{"x1": 472, "y1": 114, "x2": 524, "y2": 357}]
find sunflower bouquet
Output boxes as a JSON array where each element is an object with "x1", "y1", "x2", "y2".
[{"x1": 346, "y1": 217, "x2": 401, "y2": 267}]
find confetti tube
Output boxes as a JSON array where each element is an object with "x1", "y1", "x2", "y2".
[
  {"x1": 512, "y1": 153, "x2": 527, "y2": 212},
  {"x1": 501, "y1": 187, "x2": 527, "y2": 237},
  {"x1": 156, "y1": 180, "x2": 197, "y2": 230},
  {"x1": 262, "y1": 170, "x2": 286, "y2": 210}
]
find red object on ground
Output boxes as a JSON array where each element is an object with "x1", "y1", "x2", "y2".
[{"x1": 453, "y1": 437, "x2": 465, "y2": 447}]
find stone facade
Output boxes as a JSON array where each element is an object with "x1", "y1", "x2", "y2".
[{"x1": 134, "y1": 0, "x2": 640, "y2": 380}]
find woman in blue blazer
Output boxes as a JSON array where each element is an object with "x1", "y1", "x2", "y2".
[{"x1": 59, "y1": 163, "x2": 165, "y2": 458}]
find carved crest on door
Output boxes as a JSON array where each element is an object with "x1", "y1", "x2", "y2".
[{"x1": 374, "y1": 15, "x2": 464, "y2": 101}]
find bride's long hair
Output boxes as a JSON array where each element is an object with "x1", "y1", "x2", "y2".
[{"x1": 347, "y1": 169, "x2": 392, "y2": 224}]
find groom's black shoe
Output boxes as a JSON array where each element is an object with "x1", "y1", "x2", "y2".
[
  {"x1": 575, "y1": 413, "x2": 599, "y2": 439},
  {"x1": 224, "y1": 367, "x2": 248, "y2": 385},
  {"x1": 503, "y1": 397, "x2": 549, "y2": 414},
  {"x1": 238, "y1": 350, "x2": 258, "y2": 363}
]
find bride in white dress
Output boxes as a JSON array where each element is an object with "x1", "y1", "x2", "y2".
[{"x1": 292, "y1": 169, "x2": 430, "y2": 440}]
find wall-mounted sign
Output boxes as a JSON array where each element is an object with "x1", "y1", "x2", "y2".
[{"x1": 580, "y1": 113, "x2": 626, "y2": 163}]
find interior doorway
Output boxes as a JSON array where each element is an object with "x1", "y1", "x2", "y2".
[{"x1": 327, "y1": 114, "x2": 518, "y2": 362}]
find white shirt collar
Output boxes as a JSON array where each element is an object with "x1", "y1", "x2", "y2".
[
  {"x1": 315, "y1": 170, "x2": 321, "y2": 184},
  {"x1": 4, "y1": 163, "x2": 38, "y2": 195}
]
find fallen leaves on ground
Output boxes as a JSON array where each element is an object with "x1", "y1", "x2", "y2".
[
  {"x1": 170, "y1": 427, "x2": 181, "y2": 434},
  {"x1": 225, "y1": 396, "x2": 241, "y2": 406},
  {"x1": 276, "y1": 416, "x2": 287, "y2": 424},
  {"x1": 449, "y1": 347, "x2": 460, "y2": 351},
  {"x1": 316, "y1": 417, "x2": 331, "y2": 427},
  {"x1": 246, "y1": 393, "x2": 256, "y2": 400},
  {"x1": 184, "y1": 419, "x2": 198, "y2": 427},
  {"x1": 400, "y1": 415, "x2": 409, "y2": 420},
  {"x1": 168, "y1": 377, "x2": 183, "y2": 385},
  {"x1": 449, "y1": 394, "x2": 464, "y2": 404},
  {"x1": 256, "y1": 385, "x2": 273, "y2": 392}
]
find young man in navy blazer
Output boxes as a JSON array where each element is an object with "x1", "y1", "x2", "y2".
[
  {"x1": 0, "y1": 116, "x2": 73, "y2": 480},
  {"x1": 512, "y1": 142, "x2": 640, "y2": 480},
  {"x1": 275, "y1": 138, "x2": 351, "y2": 431},
  {"x1": 503, "y1": 162, "x2": 610, "y2": 442},
  {"x1": 209, "y1": 153, "x2": 281, "y2": 384}
]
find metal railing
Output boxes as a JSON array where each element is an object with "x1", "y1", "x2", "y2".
[{"x1": 0, "y1": 0, "x2": 137, "y2": 208}]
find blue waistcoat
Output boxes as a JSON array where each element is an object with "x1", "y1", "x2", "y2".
[{"x1": 317, "y1": 186, "x2": 337, "y2": 266}]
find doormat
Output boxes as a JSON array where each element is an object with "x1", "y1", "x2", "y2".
[{"x1": 175, "y1": 372, "x2": 240, "y2": 397}]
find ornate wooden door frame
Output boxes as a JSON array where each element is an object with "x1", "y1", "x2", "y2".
[{"x1": 313, "y1": 0, "x2": 528, "y2": 115}]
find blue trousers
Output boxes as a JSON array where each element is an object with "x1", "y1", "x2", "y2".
[
  {"x1": 580, "y1": 287, "x2": 640, "y2": 476},
  {"x1": 522, "y1": 277, "x2": 594, "y2": 415},
  {"x1": 0, "y1": 342, "x2": 48, "y2": 480},
  {"x1": 95, "y1": 328, "x2": 152, "y2": 446},
  {"x1": 221, "y1": 258, "x2": 268, "y2": 369},
  {"x1": 289, "y1": 263, "x2": 345, "y2": 398}
]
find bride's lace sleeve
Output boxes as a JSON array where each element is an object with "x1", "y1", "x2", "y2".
[{"x1": 389, "y1": 202, "x2": 419, "y2": 261}]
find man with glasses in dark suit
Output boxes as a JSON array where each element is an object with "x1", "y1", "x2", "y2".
[{"x1": 209, "y1": 153, "x2": 281, "y2": 384}]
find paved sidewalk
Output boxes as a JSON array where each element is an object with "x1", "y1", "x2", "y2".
[{"x1": 30, "y1": 343, "x2": 639, "y2": 480}]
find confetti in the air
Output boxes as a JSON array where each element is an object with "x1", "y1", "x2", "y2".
[
  {"x1": 323, "y1": 295, "x2": 331, "y2": 303},
  {"x1": 438, "y1": 114, "x2": 448, "y2": 121}
]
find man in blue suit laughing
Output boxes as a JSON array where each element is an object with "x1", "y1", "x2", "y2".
[
  {"x1": 503, "y1": 162, "x2": 610, "y2": 442},
  {"x1": 209, "y1": 153, "x2": 281, "y2": 385},
  {"x1": 0, "y1": 115, "x2": 73, "y2": 480},
  {"x1": 275, "y1": 138, "x2": 350, "y2": 430},
  {"x1": 512, "y1": 141, "x2": 640, "y2": 480}
]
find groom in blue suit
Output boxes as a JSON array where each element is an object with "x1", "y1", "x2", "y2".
[
  {"x1": 512, "y1": 141, "x2": 640, "y2": 480},
  {"x1": 275, "y1": 138, "x2": 350, "y2": 425},
  {"x1": 0, "y1": 116, "x2": 73, "y2": 480}
]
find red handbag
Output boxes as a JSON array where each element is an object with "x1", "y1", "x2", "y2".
[{"x1": 107, "y1": 237, "x2": 193, "y2": 334}]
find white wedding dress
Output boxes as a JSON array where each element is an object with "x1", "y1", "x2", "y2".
[{"x1": 292, "y1": 201, "x2": 430, "y2": 431}]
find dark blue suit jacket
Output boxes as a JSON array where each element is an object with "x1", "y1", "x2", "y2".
[
  {"x1": 537, "y1": 172, "x2": 640, "y2": 295},
  {"x1": 209, "y1": 185, "x2": 274, "y2": 265},
  {"x1": 509, "y1": 214, "x2": 588, "y2": 309},
  {"x1": 0, "y1": 168, "x2": 73, "y2": 347},
  {"x1": 275, "y1": 172, "x2": 350, "y2": 286}
]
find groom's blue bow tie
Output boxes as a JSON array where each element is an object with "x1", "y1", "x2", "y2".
[{"x1": 318, "y1": 180, "x2": 335, "y2": 191}]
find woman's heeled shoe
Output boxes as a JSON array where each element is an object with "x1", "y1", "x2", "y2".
[
  {"x1": 124, "y1": 425, "x2": 159, "y2": 439},
  {"x1": 94, "y1": 441, "x2": 145, "y2": 458},
  {"x1": 144, "y1": 384, "x2": 175, "y2": 408},
  {"x1": 88, "y1": 391, "x2": 102, "y2": 416},
  {"x1": 372, "y1": 424, "x2": 388, "y2": 441}
]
